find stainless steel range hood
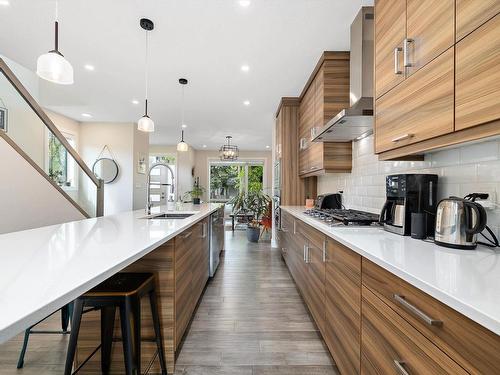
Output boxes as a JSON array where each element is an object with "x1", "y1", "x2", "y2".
[{"x1": 313, "y1": 7, "x2": 374, "y2": 143}]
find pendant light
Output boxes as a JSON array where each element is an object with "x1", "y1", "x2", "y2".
[
  {"x1": 137, "y1": 18, "x2": 155, "y2": 132},
  {"x1": 176, "y1": 78, "x2": 189, "y2": 152},
  {"x1": 36, "y1": 0, "x2": 74, "y2": 85},
  {"x1": 219, "y1": 136, "x2": 239, "y2": 161}
]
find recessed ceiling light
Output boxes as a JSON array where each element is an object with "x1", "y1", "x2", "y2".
[
  {"x1": 241, "y1": 64, "x2": 250, "y2": 72},
  {"x1": 84, "y1": 64, "x2": 95, "y2": 71},
  {"x1": 266, "y1": 145, "x2": 270, "y2": 149},
  {"x1": 0, "y1": 0, "x2": 10, "y2": 6},
  {"x1": 239, "y1": 0, "x2": 251, "y2": 7},
  {"x1": 181, "y1": 124, "x2": 187, "y2": 129},
  {"x1": 202, "y1": 145, "x2": 207, "y2": 148},
  {"x1": 243, "y1": 100, "x2": 250, "y2": 106},
  {"x1": 81, "y1": 113, "x2": 92, "y2": 118},
  {"x1": 131, "y1": 99, "x2": 140, "y2": 105}
]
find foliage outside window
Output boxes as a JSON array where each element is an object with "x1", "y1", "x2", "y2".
[
  {"x1": 48, "y1": 132, "x2": 74, "y2": 186},
  {"x1": 209, "y1": 162, "x2": 264, "y2": 202}
]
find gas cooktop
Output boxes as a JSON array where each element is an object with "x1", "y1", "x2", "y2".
[{"x1": 304, "y1": 208, "x2": 380, "y2": 226}]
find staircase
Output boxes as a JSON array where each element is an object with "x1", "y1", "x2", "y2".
[{"x1": 0, "y1": 58, "x2": 103, "y2": 234}]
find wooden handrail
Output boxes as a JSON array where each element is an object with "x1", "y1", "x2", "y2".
[{"x1": 0, "y1": 58, "x2": 100, "y2": 187}]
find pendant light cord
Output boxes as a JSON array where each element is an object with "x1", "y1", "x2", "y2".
[
  {"x1": 54, "y1": 0, "x2": 59, "y2": 52},
  {"x1": 181, "y1": 84, "x2": 185, "y2": 127},
  {"x1": 144, "y1": 29, "x2": 150, "y2": 116}
]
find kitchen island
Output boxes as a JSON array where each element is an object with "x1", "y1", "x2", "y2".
[
  {"x1": 280, "y1": 206, "x2": 500, "y2": 374},
  {"x1": 0, "y1": 203, "x2": 224, "y2": 373}
]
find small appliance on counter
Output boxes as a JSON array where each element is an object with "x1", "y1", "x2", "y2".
[
  {"x1": 315, "y1": 193, "x2": 343, "y2": 210},
  {"x1": 434, "y1": 193, "x2": 498, "y2": 250},
  {"x1": 380, "y1": 174, "x2": 438, "y2": 236}
]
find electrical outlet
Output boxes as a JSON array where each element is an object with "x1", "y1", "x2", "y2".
[{"x1": 476, "y1": 191, "x2": 497, "y2": 210}]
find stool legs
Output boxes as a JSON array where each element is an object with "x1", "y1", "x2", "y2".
[
  {"x1": 64, "y1": 299, "x2": 84, "y2": 375},
  {"x1": 119, "y1": 298, "x2": 135, "y2": 375},
  {"x1": 149, "y1": 290, "x2": 167, "y2": 375},
  {"x1": 101, "y1": 306, "x2": 116, "y2": 374},
  {"x1": 132, "y1": 296, "x2": 141, "y2": 375},
  {"x1": 16, "y1": 328, "x2": 31, "y2": 368}
]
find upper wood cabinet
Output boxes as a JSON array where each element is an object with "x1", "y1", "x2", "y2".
[
  {"x1": 456, "y1": 14, "x2": 500, "y2": 131},
  {"x1": 298, "y1": 52, "x2": 352, "y2": 177},
  {"x1": 275, "y1": 98, "x2": 316, "y2": 205},
  {"x1": 375, "y1": 49, "x2": 454, "y2": 153},
  {"x1": 406, "y1": 0, "x2": 455, "y2": 77},
  {"x1": 374, "y1": 0, "x2": 406, "y2": 98},
  {"x1": 456, "y1": 0, "x2": 500, "y2": 42},
  {"x1": 374, "y1": 1, "x2": 500, "y2": 159}
]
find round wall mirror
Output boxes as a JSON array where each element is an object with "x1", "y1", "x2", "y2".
[{"x1": 92, "y1": 158, "x2": 119, "y2": 184}]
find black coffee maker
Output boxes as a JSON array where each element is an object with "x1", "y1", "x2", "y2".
[{"x1": 379, "y1": 174, "x2": 438, "y2": 236}]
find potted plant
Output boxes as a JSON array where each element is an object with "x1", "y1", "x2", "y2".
[
  {"x1": 231, "y1": 191, "x2": 271, "y2": 243},
  {"x1": 186, "y1": 179, "x2": 205, "y2": 204}
]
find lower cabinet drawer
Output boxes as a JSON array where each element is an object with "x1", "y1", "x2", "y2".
[
  {"x1": 361, "y1": 286, "x2": 467, "y2": 375},
  {"x1": 362, "y1": 258, "x2": 500, "y2": 373}
]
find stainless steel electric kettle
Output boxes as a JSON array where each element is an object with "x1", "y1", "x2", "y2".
[{"x1": 434, "y1": 196, "x2": 487, "y2": 249}]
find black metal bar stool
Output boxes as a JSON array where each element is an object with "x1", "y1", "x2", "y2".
[
  {"x1": 64, "y1": 272, "x2": 167, "y2": 375},
  {"x1": 17, "y1": 303, "x2": 73, "y2": 368}
]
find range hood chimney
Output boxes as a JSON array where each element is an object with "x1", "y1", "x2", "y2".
[{"x1": 313, "y1": 6, "x2": 374, "y2": 143}]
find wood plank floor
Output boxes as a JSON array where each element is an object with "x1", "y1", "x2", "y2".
[{"x1": 0, "y1": 229, "x2": 337, "y2": 375}]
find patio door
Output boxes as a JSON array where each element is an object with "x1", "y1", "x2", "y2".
[{"x1": 209, "y1": 160, "x2": 264, "y2": 202}]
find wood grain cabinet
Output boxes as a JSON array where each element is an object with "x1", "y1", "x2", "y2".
[
  {"x1": 323, "y1": 239, "x2": 361, "y2": 375},
  {"x1": 280, "y1": 214, "x2": 500, "y2": 374},
  {"x1": 456, "y1": 0, "x2": 500, "y2": 42},
  {"x1": 298, "y1": 52, "x2": 352, "y2": 177},
  {"x1": 375, "y1": 48, "x2": 454, "y2": 153},
  {"x1": 374, "y1": 0, "x2": 406, "y2": 98},
  {"x1": 361, "y1": 286, "x2": 468, "y2": 375},
  {"x1": 456, "y1": 14, "x2": 500, "y2": 131},
  {"x1": 374, "y1": 1, "x2": 500, "y2": 159},
  {"x1": 275, "y1": 98, "x2": 316, "y2": 205},
  {"x1": 174, "y1": 218, "x2": 209, "y2": 348}
]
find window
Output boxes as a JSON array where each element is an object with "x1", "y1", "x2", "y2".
[
  {"x1": 149, "y1": 154, "x2": 176, "y2": 204},
  {"x1": 209, "y1": 160, "x2": 264, "y2": 202},
  {"x1": 47, "y1": 131, "x2": 77, "y2": 188}
]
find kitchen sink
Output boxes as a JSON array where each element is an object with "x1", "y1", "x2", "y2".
[{"x1": 147, "y1": 213, "x2": 194, "y2": 219}]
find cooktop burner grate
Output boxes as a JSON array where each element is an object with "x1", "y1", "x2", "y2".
[{"x1": 305, "y1": 208, "x2": 380, "y2": 226}]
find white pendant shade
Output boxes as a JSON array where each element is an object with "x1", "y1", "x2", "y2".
[
  {"x1": 177, "y1": 141, "x2": 189, "y2": 152},
  {"x1": 137, "y1": 115, "x2": 154, "y2": 132},
  {"x1": 36, "y1": 51, "x2": 74, "y2": 85}
]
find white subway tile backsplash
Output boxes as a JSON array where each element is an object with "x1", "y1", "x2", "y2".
[
  {"x1": 318, "y1": 135, "x2": 500, "y2": 229},
  {"x1": 460, "y1": 141, "x2": 499, "y2": 164}
]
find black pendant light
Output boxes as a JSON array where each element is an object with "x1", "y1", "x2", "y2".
[
  {"x1": 137, "y1": 18, "x2": 155, "y2": 132},
  {"x1": 177, "y1": 78, "x2": 189, "y2": 152},
  {"x1": 219, "y1": 136, "x2": 239, "y2": 161}
]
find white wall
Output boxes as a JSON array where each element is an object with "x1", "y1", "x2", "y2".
[
  {"x1": 0, "y1": 137, "x2": 84, "y2": 234},
  {"x1": 132, "y1": 126, "x2": 149, "y2": 210},
  {"x1": 194, "y1": 150, "x2": 273, "y2": 201},
  {"x1": 317, "y1": 135, "x2": 500, "y2": 238},
  {"x1": 79, "y1": 122, "x2": 136, "y2": 215}
]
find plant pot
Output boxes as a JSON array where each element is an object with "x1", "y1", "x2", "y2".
[
  {"x1": 193, "y1": 198, "x2": 201, "y2": 205},
  {"x1": 246, "y1": 226, "x2": 260, "y2": 243}
]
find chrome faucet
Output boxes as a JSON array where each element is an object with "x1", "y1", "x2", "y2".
[{"x1": 146, "y1": 163, "x2": 175, "y2": 215}]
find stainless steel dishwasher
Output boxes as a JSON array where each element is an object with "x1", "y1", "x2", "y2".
[{"x1": 209, "y1": 207, "x2": 225, "y2": 277}]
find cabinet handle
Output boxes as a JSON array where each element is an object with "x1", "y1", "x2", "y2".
[
  {"x1": 394, "y1": 47, "x2": 402, "y2": 74},
  {"x1": 300, "y1": 138, "x2": 308, "y2": 150},
  {"x1": 403, "y1": 38, "x2": 413, "y2": 67},
  {"x1": 310, "y1": 166, "x2": 319, "y2": 170},
  {"x1": 182, "y1": 231, "x2": 192, "y2": 239},
  {"x1": 202, "y1": 222, "x2": 207, "y2": 238},
  {"x1": 393, "y1": 360, "x2": 410, "y2": 375},
  {"x1": 293, "y1": 220, "x2": 296, "y2": 234},
  {"x1": 393, "y1": 294, "x2": 443, "y2": 327},
  {"x1": 282, "y1": 247, "x2": 287, "y2": 255},
  {"x1": 391, "y1": 133, "x2": 414, "y2": 143},
  {"x1": 281, "y1": 226, "x2": 288, "y2": 233},
  {"x1": 322, "y1": 240, "x2": 327, "y2": 263}
]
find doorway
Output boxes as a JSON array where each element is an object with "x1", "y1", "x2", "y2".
[{"x1": 208, "y1": 160, "x2": 264, "y2": 202}]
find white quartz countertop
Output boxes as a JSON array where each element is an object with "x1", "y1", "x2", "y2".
[
  {"x1": 281, "y1": 206, "x2": 500, "y2": 336},
  {"x1": 0, "y1": 203, "x2": 223, "y2": 344}
]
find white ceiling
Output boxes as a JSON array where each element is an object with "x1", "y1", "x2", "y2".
[{"x1": 0, "y1": 0, "x2": 372, "y2": 150}]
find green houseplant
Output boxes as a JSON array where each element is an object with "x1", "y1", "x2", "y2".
[
  {"x1": 186, "y1": 178, "x2": 205, "y2": 204},
  {"x1": 231, "y1": 191, "x2": 271, "y2": 242}
]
